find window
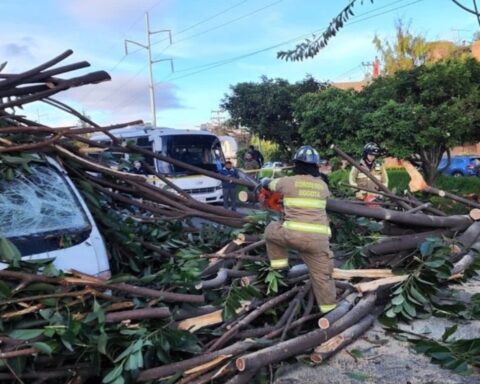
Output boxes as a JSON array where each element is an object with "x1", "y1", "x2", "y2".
[
  {"x1": 156, "y1": 135, "x2": 224, "y2": 175},
  {"x1": 0, "y1": 164, "x2": 90, "y2": 239}
]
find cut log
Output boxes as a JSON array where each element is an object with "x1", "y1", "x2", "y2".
[
  {"x1": 184, "y1": 354, "x2": 231, "y2": 376},
  {"x1": 470, "y1": 209, "x2": 480, "y2": 221},
  {"x1": 226, "y1": 369, "x2": 258, "y2": 384},
  {"x1": 311, "y1": 314, "x2": 375, "y2": 363},
  {"x1": 235, "y1": 294, "x2": 376, "y2": 372},
  {"x1": 289, "y1": 264, "x2": 395, "y2": 280},
  {"x1": 354, "y1": 275, "x2": 408, "y2": 293},
  {"x1": 318, "y1": 293, "x2": 357, "y2": 329},
  {"x1": 235, "y1": 234, "x2": 260, "y2": 243},
  {"x1": 333, "y1": 269, "x2": 395, "y2": 280},
  {"x1": 363, "y1": 230, "x2": 452, "y2": 256},
  {"x1": 327, "y1": 200, "x2": 471, "y2": 230},
  {"x1": 177, "y1": 310, "x2": 223, "y2": 332},
  {"x1": 137, "y1": 340, "x2": 274, "y2": 382}
]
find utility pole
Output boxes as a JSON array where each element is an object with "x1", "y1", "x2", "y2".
[
  {"x1": 210, "y1": 109, "x2": 225, "y2": 126},
  {"x1": 125, "y1": 12, "x2": 174, "y2": 127}
]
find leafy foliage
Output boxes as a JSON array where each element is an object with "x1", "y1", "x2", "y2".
[
  {"x1": 277, "y1": 0, "x2": 372, "y2": 61},
  {"x1": 372, "y1": 19, "x2": 429, "y2": 75},
  {"x1": 382, "y1": 237, "x2": 454, "y2": 326},
  {"x1": 221, "y1": 76, "x2": 327, "y2": 155},
  {"x1": 294, "y1": 59, "x2": 480, "y2": 183},
  {"x1": 403, "y1": 326, "x2": 480, "y2": 375},
  {"x1": 330, "y1": 215, "x2": 381, "y2": 269},
  {"x1": 222, "y1": 284, "x2": 261, "y2": 320}
]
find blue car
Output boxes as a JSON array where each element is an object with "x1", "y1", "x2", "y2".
[{"x1": 438, "y1": 155, "x2": 480, "y2": 177}]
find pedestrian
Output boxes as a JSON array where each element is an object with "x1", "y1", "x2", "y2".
[
  {"x1": 349, "y1": 142, "x2": 388, "y2": 201},
  {"x1": 260, "y1": 145, "x2": 336, "y2": 314},
  {"x1": 243, "y1": 152, "x2": 260, "y2": 171},
  {"x1": 248, "y1": 145, "x2": 264, "y2": 167},
  {"x1": 130, "y1": 160, "x2": 148, "y2": 175},
  {"x1": 219, "y1": 160, "x2": 239, "y2": 211}
]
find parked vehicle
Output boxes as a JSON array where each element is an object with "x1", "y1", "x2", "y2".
[
  {"x1": 90, "y1": 125, "x2": 227, "y2": 203},
  {"x1": 0, "y1": 156, "x2": 111, "y2": 277},
  {"x1": 437, "y1": 155, "x2": 480, "y2": 177},
  {"x1": 262, "y1": 161, "x2": 286, "y2": 169}
]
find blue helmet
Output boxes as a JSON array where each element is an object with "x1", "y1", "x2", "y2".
[
  {"x1": 293, "y1": 145, "x2": 320, "y2": 165},
  {"x1": 363, "y1": 142, "x2": 380, "y2": 157}
]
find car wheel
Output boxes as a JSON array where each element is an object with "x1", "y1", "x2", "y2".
[{"x1": 452, "y1": 171, "x2": 463, "y2": 177}]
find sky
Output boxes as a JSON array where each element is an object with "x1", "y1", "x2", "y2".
[{"x1": 1, "y1": 0, "x2": 477, "y2": 129}]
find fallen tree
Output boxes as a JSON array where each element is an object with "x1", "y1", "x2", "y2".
[{"x1": 0, "y1": 51, "x2": 479, "y2": 383}]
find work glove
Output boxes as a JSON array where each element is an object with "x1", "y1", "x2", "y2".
[{"x1": 260, "y1": 177, "x2": 272, "y2": 189}]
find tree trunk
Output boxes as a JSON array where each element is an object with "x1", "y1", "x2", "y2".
[
  {"x1": 311, "y1": 314, "x2": 375, "y2": 363},
  {"x1": 235, "y1": 294, "x2": 376, "y2": 372},
  {"x1": 137, "y1": 340, "x2": 274, "y2": 382}
]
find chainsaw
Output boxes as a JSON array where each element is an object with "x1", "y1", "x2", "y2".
[
  {"x1": 257, "y1": 186, "x2": 283, "y2": 212},
  {"x1": 237, "y1": 172, "x2": 283, "y2": 212}
]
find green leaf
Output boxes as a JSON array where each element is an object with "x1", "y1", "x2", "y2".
[
  {"x1": 0, "y1": 280, "x2": 11, "y2": 298},
  {"x1": 98, "y1": 331, "x2": 108, "y2": 355},
  {"x1": 402, "y1": 301, "x2": 417, "y2": 318},
  {"x1": 9, "y1": 329, "x2": 43, "y2": 340},
  {"x1": 391, "y1": 295, "x2": 405, "y2": 305},
  {"x1": 410, "y1": 285, "x2": 429, "y2": 304},
  {"x1": 103, "y1": 363, "x2": 124, "y2": 383},
  {"x1": 0, "y1": 237, "x2": 21, "y2": 266},
  {"x1": 419, "y1": 241, "x2": 434, "y2": 257},
  {"x1": 441, "y1": 325, "x2": 458, "y2": 342},
  {"x1": 349, "y1": 349, "x2": 363, "y2": 359},
  {"x1": 33, "y1": 342, "x2": 52, "y2": 355},
  {"x1": 385, "y1": 308, "x2": 397, "y2": 318},
  {"x1": 345, "y1": 371, "x2": 369, "y2": 381}
]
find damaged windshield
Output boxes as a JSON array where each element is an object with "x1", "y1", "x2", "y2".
[{"x1": 0, "y1": 164, "x2": 90, "y2": 239}]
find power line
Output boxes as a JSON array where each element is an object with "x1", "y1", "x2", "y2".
[
  {"x1": 114, "y1": 0, "x2": 423, "y2": 114},
  {"x1": 176, "y1": 0, "x2": 249, "y2": 35},
  {"x1": 88, "y1": 1, "x2": 253, "y2": 108},
  {"x1": 77, "y1": 1, "x2": 165, "y2": 105},
  {"x1": 162, "y1": 0, "x2": 425, "y2": 83},
  {"x1": 155, "y1": 0, "x2": 284, "y2": 47}
]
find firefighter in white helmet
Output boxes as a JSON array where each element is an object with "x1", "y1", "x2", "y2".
[{"x1": 349, "y1": 142, "x2": 388, "y2": 201}]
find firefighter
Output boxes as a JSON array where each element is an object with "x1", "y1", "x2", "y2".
[
  {"x1": 349, "y1": 142, "x2": 388, "y2": 201},
  {"x1": 261, "y1": 145, "x2": 336, "y2": 314}
]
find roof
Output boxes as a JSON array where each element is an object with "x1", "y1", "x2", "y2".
[
  {"x1": 332, "y1": 80, "x2": 368, "y2": 91},
  {"x1": 89, "y1": 125, "x2": 218, "y2": 141}
]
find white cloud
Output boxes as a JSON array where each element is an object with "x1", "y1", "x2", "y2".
[{"x1": 55, "y1": 72, "x2": 184, "y2": 125}]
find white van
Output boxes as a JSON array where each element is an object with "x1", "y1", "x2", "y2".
[
  {"x1": 0, "y1": 156, "x2": 111, "y2": 278},
  {"x1": 90, "y1": 126, "x2": 227, "y2": 204}
]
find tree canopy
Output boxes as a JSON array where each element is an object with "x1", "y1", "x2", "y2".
[
  {"x1": 294, "y1": 58, "x2": 480, "y2": 183},
  {"x1": 221, "y1": 76, "x2": 326, "y2": 156}
]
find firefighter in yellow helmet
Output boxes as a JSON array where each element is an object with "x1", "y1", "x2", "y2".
[
  {"x1": 349, "y1": 142, "x2": 388, "y2": 201},
  {"x1": 261, "y1": 145, "x2": 336, "y2": 314}
]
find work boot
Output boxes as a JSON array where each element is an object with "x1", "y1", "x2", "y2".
[{"x1": 319, "y1": 304, "x2": 337, "y2": 314}]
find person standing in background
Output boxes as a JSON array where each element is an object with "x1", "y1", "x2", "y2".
[
  {"x1": 218, "y1": 160, "x2": 239, "y2": 211},
  {"x1": 248, "y1": 145, "x2": 264, "y2": 168}
]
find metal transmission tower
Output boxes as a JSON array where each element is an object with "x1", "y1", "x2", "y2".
[{"x1": 125, "y1": 12, "x2": 174, "y2": 126}]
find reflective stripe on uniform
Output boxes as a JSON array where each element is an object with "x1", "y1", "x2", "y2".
[
  {"x1": 320, "y1": 304, "x2": 336, "y2": 313},
  {"x1": 270, "y1": 258, "x2": 289, "y2": 269},
  {"x1": 283, "y1": 221, "x2": 331, "y2": 235},
  {"x1": 283, "y1": 197, "x2": 326, "y2": 209},
  {"x1": 269, "y1": 178, "x2": 280, "y2": 191}
]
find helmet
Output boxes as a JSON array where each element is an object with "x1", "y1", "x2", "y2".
[
  {"x1": 363, "y1": 142, "x2": 380, "y2": 157},
  {"x1": 293, "y1": 145, "x2": 320, "y2": 165}
]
